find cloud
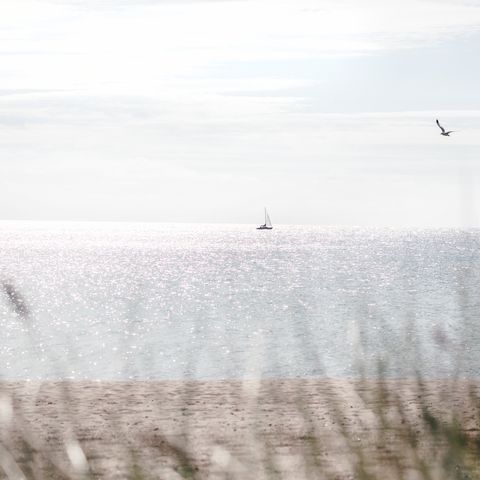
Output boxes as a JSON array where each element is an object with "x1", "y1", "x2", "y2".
[
  {"x1": 1, "y1": 0, "x2": 479, "y2": 99},
  {"x1": 1, "y1": 0, "x2": 480, "y2": 225}
]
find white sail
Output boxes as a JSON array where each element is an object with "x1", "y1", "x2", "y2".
[{"x1": 265, "y1": 212, "x2": 272, "y2": 228}]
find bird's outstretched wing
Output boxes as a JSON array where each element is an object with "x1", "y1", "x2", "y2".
[{"x1": 436, "y1": 119, "x2": 445, "y2": 133}]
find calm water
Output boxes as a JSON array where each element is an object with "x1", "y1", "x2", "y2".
[{"x1": 0, "y1": 222, "x2": 479, "y2": 380}]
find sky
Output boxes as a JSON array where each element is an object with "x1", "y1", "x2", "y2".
[{"x1": 1, "y1": 0, "x2": 480, "y2": 227}]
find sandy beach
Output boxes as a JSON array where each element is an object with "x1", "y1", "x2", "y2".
[{"x1": 0, "y1": 379, "x2": 478, "y2": 479}]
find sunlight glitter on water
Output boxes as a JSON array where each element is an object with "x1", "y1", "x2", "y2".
[{"x1": 0, "y1": 222, "x2": 478, "y2": 379}]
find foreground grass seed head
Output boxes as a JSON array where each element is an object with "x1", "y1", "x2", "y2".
[{"x1": 0, "y1": 284, "x2": 479, "y2": 479}]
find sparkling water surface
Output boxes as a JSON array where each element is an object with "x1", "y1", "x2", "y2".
[{"x1": 0, "y1": 222, "x2": 479, "y2": 380}]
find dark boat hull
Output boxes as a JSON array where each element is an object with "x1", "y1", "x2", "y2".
[{"x1": 257, "y1": 226, "x2": 273, "y2": 230}]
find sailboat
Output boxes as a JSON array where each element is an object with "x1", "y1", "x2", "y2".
[{"x1": 257, "y1": 208, "x2": 273, "y2": 230}]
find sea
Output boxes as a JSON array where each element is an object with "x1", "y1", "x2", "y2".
[{"x1": 0, "y1": 222, "x2": 479, "y2": 380}]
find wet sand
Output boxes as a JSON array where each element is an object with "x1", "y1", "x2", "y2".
[{"x1": 0, "y1": 380, "x2": 479, "y2": 479}]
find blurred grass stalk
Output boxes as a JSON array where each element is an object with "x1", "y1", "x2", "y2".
[{"x1": 0, "y1": 279, "x2": 479, "y2": 479}]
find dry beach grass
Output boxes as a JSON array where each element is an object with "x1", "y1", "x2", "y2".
[
  {"x1": 0, "y1": 379, "x2": 479, "y2": 479},
  {"x1": 1, "y1": 243, "x2": 480, "y2": 479}
]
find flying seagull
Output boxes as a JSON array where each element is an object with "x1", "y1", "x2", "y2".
[{"x1": 436, "y1": 119, "x2": 454, "y2": 136}]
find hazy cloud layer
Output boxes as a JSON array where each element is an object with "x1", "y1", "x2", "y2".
[{"x1": 0, "y1": 0, "x2": 479, "y2": 225}]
